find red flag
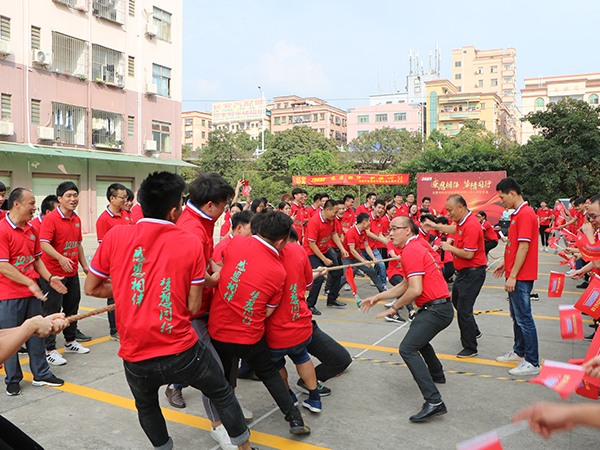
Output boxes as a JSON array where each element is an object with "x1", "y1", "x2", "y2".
[
  {"x1": 345, "y1": 266, "x2": 357, "y2": 296},
  {"x1": 575, "y1": 231, "x2": 600, "y2": 261},
  {"x1": 241, "y1": 180, "x2": 251, "y2": 197},
  {"x1": 576, "y1": 378, "x2": 600, "y2": 400},
  {"x1": 574, "y1": 276, "x2": 600, "y2": 319},
  {"x1": 558, "y1": 305, "x2": 584, "y2": 339},
  {"x1": 530, "y1": 360, "x2": 585, "y2": 401},
  {"x1": 561, "y1": 228, "x2": 576, "y2": 242},
  {"x1": 548, "y1": 272, "x2": 566, "y2": 298},
  {"x1": 568, "y1": 358, "x2": 585, "y2": 365},
  {"x1": 547, "y1": 236, "x2": 559, "y2": 249},
  {"x1": 456, "y1": 431, "x2": 503, "y2": 450}
]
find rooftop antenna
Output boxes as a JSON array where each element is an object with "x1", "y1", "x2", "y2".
[
  {"x1": 377, "y1": 65, "x2": 381, "y2": 93},
  {"x1": 409, "y1": 49, "x2": 413, "y2": 75},
  {"x1": 393, "y1": 64, "x2": 397, "y2": 91},
  {"x1": 429, "y1": 50, "x2": 432, "y2": 73}
]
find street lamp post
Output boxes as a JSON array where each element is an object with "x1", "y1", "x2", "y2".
[{"x1": 258, "y1": 86, "x2": 265, "y2": 155}]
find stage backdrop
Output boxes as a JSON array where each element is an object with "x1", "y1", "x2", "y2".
[{"x1": 417, "y1": 171, "x2": 507, "y2": 225}]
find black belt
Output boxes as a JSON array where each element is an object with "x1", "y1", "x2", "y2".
[
  {"x1": 422, "y1": 298, "x2": 451, "y2": 307},
  {"x1": 456, "y1": 265, "x2": 486, "y2": 274}
]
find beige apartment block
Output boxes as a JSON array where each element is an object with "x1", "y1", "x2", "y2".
[
  {"x1": 521, "y1": 73, "x2": 600, "y2": 142},
  {"x1": 211, "y1": 113, "x2": 271, "y2": 141},
  {"x1": 182, "y1": 111, "x2": 212, "y2": 150}
]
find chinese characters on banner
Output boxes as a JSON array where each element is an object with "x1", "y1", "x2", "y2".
[
  {"x1": 530, "y1": 360, "x2": 586, "y2": 401},
  {"x1": 292, "y1": 173, "x2": 409, "y2": 186},
  {"x1": 548, "y1": 271, "x2": 566, "y2": 298},
  {"x1": 558, "y1": 305, "x2": 583, "y2": 339},
  {"x1": 212, "y1": 98, "x2": 265, "y2": 124},
  {"x1": 574, "y1": 276, "x2": 600, "y2": 319},
  {"x1": 417, "y1": 171, "x2": 507, "y2": 225}
]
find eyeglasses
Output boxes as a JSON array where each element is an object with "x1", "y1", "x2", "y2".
[
  {"x1": 115, "y1": 196, "x2": 127, "y2": 200},
  {"x1": 389, "y1": 226, "x2": 410, "y2": 231},
  {"x1": 588, "y1": 212, "x2": 598, "y2": 220}
]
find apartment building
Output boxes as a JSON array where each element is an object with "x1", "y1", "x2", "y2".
[
  {"x1": 346, "y1": 103, "x2": 425, "y2": 142},
  {"x1": 182, "y1": 110, "x2": 212, "y2": 150},
  {"x1": 0, "y1": 0, "x2": 190, "y2": 233},
  {"x1": 521, "y1": 73, "x2": 600, "y2": 142},
  {"x1": 268, "y1": 95, "x2": 347, "y2": 144}
]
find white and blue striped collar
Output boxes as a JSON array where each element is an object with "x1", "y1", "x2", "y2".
[
  {"x1": 186, "y1": 200, "x2": 213, "y2": 221},
  {"x1": 138, "y1": 218, "x2": 175, "y2": 226},
  {"x1": 458, "y1": 210, "x2": 472, "y2": 226},
  {"x1": 511, "y1": 201, "x2": 528, "y2": 216},
  {"x1": 5, "y1": 214, "x2": 18, "y2": 229},
  {"x1": 252, "y1": 235, "x2": 279, "y2": 256},
  {"x1": 403, "y1": 235, "x2": 419, "y2": 248}
]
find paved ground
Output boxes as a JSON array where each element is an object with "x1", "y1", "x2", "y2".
[{"x1": 1, "y1": 237, "x2": 598, "y2": 450}]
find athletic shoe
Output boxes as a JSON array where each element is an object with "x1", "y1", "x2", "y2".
[
  {"x1": 456, "y1": 349, "x2": 478, "y2": 358},
  {"x1": 385, "y1": 313, "x2": 406, "y2": 323},
  {"x1": 110, "y1": 333, "x2": 120, "y2": 342},
  {"x1": 64, "y1": 341, "x2": 90, "y2": 354},
  {"x1": 302, "y1": 399, "x2": 322, "y2": 413},
  {"x1": 476, "y1": 332, "x2": 483, "y2": 339},
  {"x1": 408, "y1": 311, "x2": 416, "y2": 322},
  {"x1": 210, "y1": 424, "x2": 237, "y2": 450},
  {"x1": 566, "y1": 269, "x2": 574, "y2": 276},
  {"x1": 75, "y1": 329, "x2": 92, "y2": 342},
  {"x1": 530, "y1": 293, "x2": 540, "y2": 301},
  {"x1": 344, "y1": 283, "x2": 351, "y2": 291},
  {"x1": 289, "y1": 416, "x2": 310, "y2": 435},
  {"x1": 544, "y1": 247, "x2": 549, "y2": 252},
  {"x1": 46, "y1": 350, "x2": 67, "y2": 366},
  {"x1": 6, "y1": 383, "x2": 21, "y2": 396},
  {"x1": 18, "y1": 345, "x2": 28, "y2": 354},
  {"x1": 584, "y1": 333, "x2": 595, "y2": 342},
  {"x1": 577, "y1": 282, "x2": 590, "y2": 289},
  {"x1": 297, "y1": 378, "x2": 331, "y2": 397},
  {"x1": 508, "y1": 360, "x2": 540, "y2": 376},
  {"x1": 496, "y1": 351, "x2": 524, "y2": 363},
  {"x1": 32, "y1": 374, "x2": 64, "y2": 387},
  {"x1": 370, "y1": 280, "x2": 375, "y2": 286},
  {"x1": 384, "y1": 301, "x2": 396, "y2": 308}
]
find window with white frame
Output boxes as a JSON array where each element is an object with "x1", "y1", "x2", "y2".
[
  {"x1": 152, "y1": 121, "x2": 171, "y2": 153},
  {"x1": 52, "y1": 32, "x2": 88, "y2": 78},
  {"x1": 153, "y1": 7, "x2": 172, "y2": 42},
  {"x1": 92, "y1": 109, "x2": 122, "y2": 148},
  {"x1": 92, "y1": 0, "x2": 125, "y2": 24},
  {"x1": 185, "y1": 130, "x2": 192, "y2": 138},
  {"x1": 92, "y1": 45, "x2": 124, "y2": 85},
  {"x1": 52, "y1": 102, "x2": 86, "y2": 146},
  {"x1": 152, "y1": 64, "x2": 171, "y2": 97}
]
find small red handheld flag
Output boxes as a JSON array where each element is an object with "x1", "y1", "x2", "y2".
[
  {"x1": 574, "y1": 276, "x2": 600, "y2": 319},
  {"x1": 575, "y1": 231, "x2": 600, "y2": 261},
  {"x1": 530, "y1": 360, "x2": 585, "y2": 401},
  {"x1": 558, "y1": 305, "x2": 584, "y2": 339},
  {"x1": 548, "y1": 272, "x2": 566, "y2": 298},
  {"x1": 456, "y1": 431, "x2": 503, "y2": 450}
]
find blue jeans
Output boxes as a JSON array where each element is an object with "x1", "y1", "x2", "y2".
[
  {"x1": 508, "y1": 280, "x2": 539, "y2": 367},
  {"x1": 362, "y1": 249, "x2": 387, "y2": 286},
  {"x1": 269, "y1": 336, "x2": 312, "y2": 371}
]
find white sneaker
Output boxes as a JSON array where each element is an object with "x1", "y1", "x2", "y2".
[
  {"x1": 544, "y1": 247, "x2": 549, "y2": 252},
  {"x1": 343, "y1": 283, "x2": 351, "y2": 292},
  {"x1": 496, "y1": 351, "x2": 524, "y2": 363},
  {"x1": 566, "y1": 269, "x2": 574, "y2": 276},
  {"x1": 64, "y1": 341, "x2": 90, "y2": 354},
  {"x1": 46, "y1": 350, "x2": 67, "y2": 366},
  {"x1": 241, "y1": 405, "x2": 253, "y2": 423},
  {"x1": 508, "y1": 360, "x2": 540, "y2": 376},
  {"x1": 370, "y1": 280, "x2": 375, "y2": 286},
  {"x1": 384, "y1": 301, "x2": 395, "y2": 307},
  {"x1": 210, "y1": 424, "x2": 237, "y2": 450}
]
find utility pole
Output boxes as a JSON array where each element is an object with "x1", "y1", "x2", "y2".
[{"x1": 258, "y1": 86, "x2": 265, "y2": 155}]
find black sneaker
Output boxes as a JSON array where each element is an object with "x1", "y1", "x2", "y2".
[
  {"x1": 297, "y1": 378, "x2": 331, "y2": 396},
  {"x1": 32, "y1": 374, "x2": 64, "y2": 387},
  {"x1": 456, "y1": 348, "x2": 478, "y2": 358},
  {"x1": 309, "y1": 306, "x2": 321, "y2": 316},
  {"x1": 326, "y1": 299, "x2": 346, "y2": 308},
  {"x1": 476, "y1": 332, "x2": 483, "y2": 339},
  {"x1": 584, "y1": 333, "x2": 595, "y2": 342},
  {"x1": 530, "y1": 293, "x2": 540, "y2": 301},
  {"x1": 289, "y1": 416, "x2": 311, "y2": 435},
  {"x1": 75, "y1": 329, "x2": 92, "y2": 342},
  {"x1": 385, "y1": 313, "x2": 406, "y2": 323},
  {"x1": 577, "y1": 282, "x2": 590, "y2": 289},
  {"x1": 6, "y1": 383, "x2": 21, "y2": 396}
]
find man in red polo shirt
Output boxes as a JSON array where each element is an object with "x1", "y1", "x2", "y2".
[
  {"x1": 367, "y1": 199, "x2": 389, "y2": 288},
  {"x1": 361, "y1": 215, "x2": 453, "y2": 422},
  {"x1": 340, "y1": 194, "x2": 356, "y2": 235},
  {"x1": 0, "y1": 188, "x2": 68, "y2": 396},
  {"x1": 307, "y1": 193, "x2": 328, "y2": 218},
  {"x1": 422, "y1": 194, "x2": 486, "y2": 358},
  {"x1": 39, "y1": 181, "x2": 90, "y2": 362},
  {"x1": 304, "y1": 200, "x2": 345, "y2": 314},
  {"x1": 214, "y1": 210, "x2": 254, "y2": 266},
  {"x1": 476, "y1": 211, "x2": 499, "y2": 259},
  {"x1": 393, "y1": 192, "x2": 403, "y2": 212},
  {"x1": 291, "y1": 188, "x2": 308, "y2": 244},
  {"x1": 209, "y1": 211, "x2": 311, "y2": 435},
  {"x1": 84, "y1": 171, "x2": 254, "y2": 450},
  {"x1": 356, "y1": 192, "x2": 376, "y2": 216},
  {"x1": 421, "y1": 196, "x2": 437, "y2": 216},
  {"x1": 96, "y1": 183, "x2": 130, "y2": 342},
  {"x1": 31, "y1": 195, "x2": 58, "y2": 238},
  {"x1": 396, "y1": 192, "x2": 415, "y2": 217},
  {"x1": 494, "y1": 178, "x2": 540, "y2": 376},
  {"x1": 537, "y1": 201, "x2": 553, "y2": 252}
]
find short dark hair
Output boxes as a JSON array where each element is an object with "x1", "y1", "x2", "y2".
[
  {"x1": 230, "y1": 202, "x2": 244, "y2": 212},
  {"x1": 323, "y1": 199, "x2": 337, "y2": 209},
  {"x1": 106, "y1": 183, "x2": 127, "y2": 201},
  {"x1": 231, "y1": 210, "x2": 254, "y2": 229},
  {"x1": 278, "y1": 201, "x2": 290, "y2": 210},
  {"x1": 255, "y1": 210, "x2": 292, "y2": 242},
  {"x1": 7, "y1": 188, "x2": 28, "y2": 210},
  {"x1": 394, "y1": 192, "x2": 403, "y2": 198},
  {"x1": 574, "y1": 197, "x2": 585, "y2": 207},
  {"x1": 250, "y1": 198, "x2": 265, "y2": 213},
  {"x1": 57, "y1": 181, "x2": 79, "y2": 197},
  {"x1": 406, "y1": 192, "x2": 415, "y2": 197},
  {"x1": 356, "y1": 212, "x2": 370, "y2": 224},
  {"x1": 138, "y1": 171, "x2": 185, "y2": 219},
  {"x1": 291, "y1": 188, "x2": 304, "y2": 197},
  {"x1": 437, "y1": 216, "x2": 450, "y2": 225},
  {"x1": 570, "y1": 195, "x2": 578, "y2": 203},
  {"x1": 374, "y1": 199, "x2": 386, "y2": 207},
  {"x1": 125, "y1": 188, "x2": 134, "y2": 201},
  {"x1": 422, "y1": 196, "x2": 431, "y2": 203},
  {"x1": 496, "y1": 177, "x2": 522, "y2": 195},
  {"x1": 343, "y1": 194, "x2": 354, "y2": 202},
  {"x1": 477, "y1": 211, "x2": 487, "y2": 219},
  {"x1": 288, "y1": 227, "x2": 299, "y2": 242},
  {"x1": 0, "y1": 181, "x2": 5, "y2": 192},
  {"x1": 420, "y1": 213, "x2": 437, "y2": 224},
  {"x1": 447, "y1": 194, "x2": 467, "y2": 207},
  {"x1": 386, "y1": 203, "x2": 396, "y2": 212},
  {"x1": 591, "y1": 194, "x2": 600, "y2": 206},
  {"x1": 41, "y1": 195, "x2": 58, "y2": 216},
  {"x1": 366, "y1": 192, "x2": 376, "y2": 201},
  {"x1": 314, "y1": 193, "x2": 328, "y2": 202},
  {"x1": 188, "y1": 173, "x2": 234, "y2": 208}
]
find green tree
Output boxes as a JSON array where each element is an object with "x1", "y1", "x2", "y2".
[{"x1": 196, "y1": 129, "x2": 254, "y2": 181}]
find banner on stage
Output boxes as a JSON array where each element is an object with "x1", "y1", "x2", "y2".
[
  {"x1": 417, "y1": 171, "x2": 507, "y2": 225},
  {"x1": 548, "y1": 271, "x2": 566, "y2": 298},
  {"x1": 292, "y1": 173, "x2": 409, "y2": 186}
]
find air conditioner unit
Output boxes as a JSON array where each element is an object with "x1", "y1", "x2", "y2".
[
  {"x1": 37, "y1": 126, "x2": 54, "y2": 140},
  {"x1": 0, "y1": 121, "x2": 14, "y2": 136},
  {"x1": 0, "y1": 40, "x2": 12, "y2": 56},
  {"x1": 143, "y1": 140, "x2": 157, "y2": 152},
  {"x1": 145, "y1": 83, "x2": 158, "y2": 95},
  {"x1": 146, "y1": 23, "x2": 158, "y2": 37},
  {"x1": 32, "y1": 49, "x2": 52, "y2": 66}
]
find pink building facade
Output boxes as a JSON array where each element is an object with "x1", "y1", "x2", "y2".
[{"x1": 346, "y1": 103, "x2": 425, "y2": 141}]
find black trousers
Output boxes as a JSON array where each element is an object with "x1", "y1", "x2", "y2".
[
  {"x1": 399, "y1": 302, "x2": 454, "y2": 403},
  {"x1": 306, "y1": 320, "x2": 352, "y2": 381},
  {"x1": 484, "y1": 240, "x2": 498, "y2": 257},
  {"x1": 307, "y1": 249, "x2": 342, "y2": 308},
  {"x1": 39, "y1": 274, "x2": 80, "y2": 350},
  {"x1": 451, "y1": 267, "x2": 486, "y2": 352},
  {"x1": 539, "y1": 225, "x2": 549, "y2": 246}
]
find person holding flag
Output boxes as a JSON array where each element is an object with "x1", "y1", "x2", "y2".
[{"x1": 536, "y1": 201, "x2": 553, "y2": 252}]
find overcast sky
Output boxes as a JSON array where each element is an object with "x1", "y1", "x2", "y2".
[{"x1": 182, "y1": 0, "x2": 600, "y2": 113}]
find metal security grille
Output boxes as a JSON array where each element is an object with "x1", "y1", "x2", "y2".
[
  {"x1": 92, "y1": 0, "x2": 125, "y2": 24},
  {"x1": 128, "y1": 55, "x2": 134, "y2": 77},
  {"x1": 152, "y1": 121, "x2": 171, "y2": 153},
  {"x1": 152, "y1": 7, "x2": 171, "y2": 42},
  {"x1": 52, "y1": 32, "x2": 88, "y2": 77},
  {"x1": 128, "y1": 0, "x2": 135, "y2": 16},
  {"x1": 52, "y1": 102, "x2": 86, "y2": 146},
  {"x1": 127, "y1": 116, "x2": 134, "y2": 137},
  {"x1": 31, "y1": 26, "x2": 41, "y2": 49},
  {"x1": 1, "y1": 94, "x2": 11, "y2": 121},
  {"x1": 92, "y1": 109, "x2": 122, "y2": 148},
  {"x1": 31, "y1": 99, "x2": 41, "y2": 125},
  {"x1": 0, "y1": 16, "x2": 10, "y2": 41},
  {"x1": 92, "y1": 44, "x2": 123, "y2": 85}
]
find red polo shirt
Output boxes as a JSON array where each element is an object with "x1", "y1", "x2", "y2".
[
  {"x1": 0, "y1": 215, "x2": 42, "y2": 300},
  {"x1": 265, "y1": 242, "x2": 313, "y2": 349},
  {"x1": 504, "y1": 202, "x2": 538, "y2": 280},
  {"x1": 453, "y1": 210, "x2": 487, "y2": 271},
  {"x1": 307, "y1": 205, "x2": 321, "y2": 218},
  {"x1": 399, "y1": 236, "x2": 449, "y2": 307},
  {"x1": 340, "y1": 208, "x2": 356, "y2": 235},
  {"x1": 90, "y1": 219, "x2": 204, "y2": 362},
  {"x1": 30, "y1": 216, "x2": 43, "y2": 236},
  {"x1": 177, "y1": 201, "x2": 216, "y2": 316},
  {"x1": 291, "y1": 202, "x2": 308, "y2": 243},
  {"x1": 381, "y1": 214, "x2": 392, "y2": 236},
  {"x1": 130, "y1": 203, "x2": 143, "y2": 224},
  {"x1": 343, "y1": 225, "x2": 367, "y2": 258},
  {"x1": 0, "y1": 210, "x2": 5, "y2": 220},
  {"x1": 96, "y1": 206, "x2": 131, "y2": 242},
  {"x1": 208, "y1": 235, "x2": 285, "y2": 345},
  {"x1": 481, "y1": 220, "x2": 498, "y2": 242},
  {"x1": 356, "y1": 204, "x2": 373, "y2": 216},
  {"x1": 39, "y1": 207, "x2": 82, "y2": 278},
  {"x1": 219, "y1": 211, "x2": 231, "y2": 239},
  {"x1": 213, "y1": 234, "x2": 232, "y2": 264},
  {"x1": 303, "y1": 211, "x2": 335, "y2": 256},
  {"x1": 386, "y1": 241, "x2": 402, "y2": 279},
  {"x1": 537, "y1": 207, "x2": 552, "y2": 226},
  {"x1": 368, "y1": 212, "x2": 385, "y2": 250},
  {"x1": 568, "y1": 208, "x2": 580, "y2": 234},
  {"x1": 328, "y1": 216, "x2": 343, "y2": 248},
  {"x1": 577, "y1": 211, "x2": 587, "y2": 229},
  {"x1": 396, "y1": 203, "x2": 411, "y2": 217}
]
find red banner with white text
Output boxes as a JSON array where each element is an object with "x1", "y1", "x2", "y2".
[
  {"x1": 417, "y1": 171, "x2": 507, "y2": 225},
  {"x1": 292, "y1": 173, "x2": 409, "y2": 186}
]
